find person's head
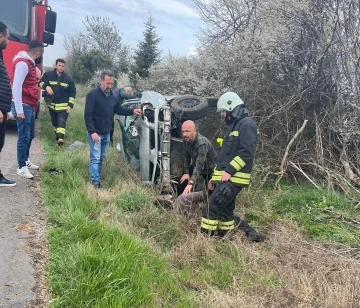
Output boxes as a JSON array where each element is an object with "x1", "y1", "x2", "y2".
[
  {"x1": 28, "y1": 40, "x2": 44, "y2": 64},
  {"x1": 55, "y1": 58, "x2": 66, "y2": 73},
  {"x1": 99, "y1": 71, "x2": 114, "y2": 93},
  {"x1": 217, "y1": 92, "x2": 245, "y2": 124},
  {"x1": 0, "y1": 22, "x2": 10, "y2": 51},
  {"x1": 124, "y1": 86, "x2": 133, "y2": 95},
  {"x1": 181, "y1": 120, "x2": 197, "y2": 143}
]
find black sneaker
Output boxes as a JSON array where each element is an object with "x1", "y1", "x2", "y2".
[
  {"x1": 92, "y1": 182, "x2": 102, "y2": 189},
  {"x1": 0, "y1": 176, "x2": 16, "y2": 187}
]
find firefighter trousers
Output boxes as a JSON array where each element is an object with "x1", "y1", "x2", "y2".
[
  {"x1": 49, "y1": 109, "x2": 69, "y2": 140},
  {"x1": 201, "y1": 182, "x2": 242, "y2": 235}
]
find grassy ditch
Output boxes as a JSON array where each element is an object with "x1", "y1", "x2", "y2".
[{"x1": 40, "y1": 88, "x2": 360, "y2": 307}]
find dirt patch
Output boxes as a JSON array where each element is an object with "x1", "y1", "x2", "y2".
[
  {"x1": 0, "y1": 118, "x2": 50, "y2": 308},
  {"x1": 25, "y1": 192, "x2": 50, "y2": 308}
]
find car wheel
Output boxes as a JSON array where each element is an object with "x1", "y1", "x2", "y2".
[{"x1": 170, "y1": 95, "x2": 208, "y2": 121}]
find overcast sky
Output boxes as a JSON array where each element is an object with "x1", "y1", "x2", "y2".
[{"x1": 44, "y1": 0, "x2": 203, "y2": 66}]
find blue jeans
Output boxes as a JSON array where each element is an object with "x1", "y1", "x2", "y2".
[
  {"x1": 11, "y1": 102, "x2": 35, "y2": 168},
  {"x1": 87, "y1": 132, "x2": 110, "y2": 183}
]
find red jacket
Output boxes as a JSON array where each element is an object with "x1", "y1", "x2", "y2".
[{"x1": 10, "y1": 57, "x2": 39, "y2": 108}]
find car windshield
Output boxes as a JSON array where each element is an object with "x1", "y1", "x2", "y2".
[
  {"x1": 141, "y1": 91, "x2": 167, "y2": 108},
  {"x1": 0, "y1": 0, "x2": 30, "y2": 37}
]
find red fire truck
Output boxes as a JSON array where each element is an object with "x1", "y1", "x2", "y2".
[{"x1": 1, "y1": 0, "x2": 57, "y2": 119}]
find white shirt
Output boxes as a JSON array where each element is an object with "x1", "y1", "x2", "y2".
[{"x1": 12, "y1": 61, "x2": 29, "y2": 114}]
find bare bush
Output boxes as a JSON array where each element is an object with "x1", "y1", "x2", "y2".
[{"x1": 136, "y1": 0, "x2": 360, "y2": 194}]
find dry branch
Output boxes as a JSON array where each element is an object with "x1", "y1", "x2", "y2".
[
  {"x1": 289, "y1": 161, "x2": 320, "y2": 189},
  {"x1": 274, "y1": 120, "x2": 308, "y2": 190}
]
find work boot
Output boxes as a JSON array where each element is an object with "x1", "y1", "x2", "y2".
[{"x1": 236, "y1": 217, "x2": 266, "y2": 242}]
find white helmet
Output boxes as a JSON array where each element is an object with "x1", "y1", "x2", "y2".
[{"x1": 217, "y1": 92, "x2": 244, "y2": 112}]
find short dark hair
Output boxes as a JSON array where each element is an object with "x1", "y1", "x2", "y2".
[
  {"x1": 56, "y1": 58, "x2": 66, "y2": 65},
  {"x1": 100, "y1": 71, "x2": 114, "y2": 80},
  {"x1": 0, "y1": 21, "x2": 8, "y2": 35},
  {"x1": 28, "y1": 40, "x2": 44, "y2": 52}
]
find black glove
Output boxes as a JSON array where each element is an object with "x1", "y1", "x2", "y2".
[
  {"x1": 214, "y1": 182, "x2": 232, "y2": 204},
  {"x1": 135, "y1": 91, "x2": 142, "y2": 98},
  {"x1": 42, "y1": 92, "x2": 54, "y2": 104}
]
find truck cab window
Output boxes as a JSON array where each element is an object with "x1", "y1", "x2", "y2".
[{"x1": 0, "y1": 0, "x2": 30, "y2": 38}]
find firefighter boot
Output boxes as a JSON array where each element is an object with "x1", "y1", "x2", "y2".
[{"x1": 236, "y1": 218, "x2": 266, "y2": 242}]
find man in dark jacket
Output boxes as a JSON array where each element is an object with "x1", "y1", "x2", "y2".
[
  {"x1": 39, "y1": 58, "x2": 76, "y2": 145},
  {"x1": 0, "y1": 21, "x2": 15, "y2": 186},
  {"x1": 84, "y1": 72, "x2": 141, "y2": 188},
  {"x1": 201, "y1": 92, "x2": 264, "y2": 241}
]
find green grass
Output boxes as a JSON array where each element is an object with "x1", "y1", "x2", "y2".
[
  {"x1": 40, "y1": 101, "x2": 196, "y2": 307},
  {"x1": 48, "y1": 225, "x2": 193, "y2": 307},
  {"x1": 244, "y1": 185, "x2": 360, "y2": 246},
  {"x1": 39, "y1": 93, "x2": 360, "y2": 307}
]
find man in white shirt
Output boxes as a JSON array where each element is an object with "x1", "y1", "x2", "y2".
[{"x1": 10, "y1": 40, "x2": 43, "y2": 179}]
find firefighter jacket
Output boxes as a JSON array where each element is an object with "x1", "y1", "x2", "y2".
[
  {"x1": 211, "y1": 105, "x2": 257, "y2": 187},
  {"x1": 39, "y1": 69, "x2": 76, "y2": 111},
  {"x1": 183, "y1": 133, "x2": 217, "y2": 183},
  {"x1": 0, "y1": 50, "x2": 11, "y2": 113}
]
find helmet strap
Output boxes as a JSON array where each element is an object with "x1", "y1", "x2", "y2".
[{"x1": 225, "y1": 111, "x2": 234, "y2": 125}]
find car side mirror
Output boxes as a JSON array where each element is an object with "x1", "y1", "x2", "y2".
[
  {"x1": 43, "y1": 32, "x2": 55, "y2": 45},
  {"x1": 45, "y1": 10, "x2": 57, "y2": 33}
]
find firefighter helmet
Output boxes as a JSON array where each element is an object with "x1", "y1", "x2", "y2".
[{"x1": 217, "y1": 92, "x2": 244, "y2": 112}]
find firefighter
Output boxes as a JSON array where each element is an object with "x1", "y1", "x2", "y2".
[
  {"x1": 39, "y1": 58, "x2": 76, "y2": 146},
  {"x1": 201, "y1": 92, "x2": 264, "y2": 241}
]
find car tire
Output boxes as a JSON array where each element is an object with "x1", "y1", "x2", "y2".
[{"x1": 170, "y1": 95, "x2": 208, "y2": 121}]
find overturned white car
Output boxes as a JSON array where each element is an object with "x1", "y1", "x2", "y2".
[{"x1": 117, "y1": 91, "x2": 209, "y2": 192}]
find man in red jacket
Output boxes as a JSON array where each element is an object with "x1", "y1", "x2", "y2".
[{"x1": 10, "y1": 40, "x2": 43, "y2": 179}]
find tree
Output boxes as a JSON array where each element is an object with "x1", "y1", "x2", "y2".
[
  {"x1": 63, "y1": 15, "x2": 131, "y2": 80},
  {"x1": 71, "y1": 50, "x2": 113, "y2": 84},
  {"x1": 63, "y1": 30, "x2": 88, "y2": 70},
  {"x1": 82, "y1": 15, "x2": 123, "y2": 59},
  {"x1": 132, "y1": 13, "x2": 162, "y2": 79}
]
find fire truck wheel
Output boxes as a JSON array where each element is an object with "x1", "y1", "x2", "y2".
[{"x1": 170, "y1": 95, "x2": 208, "y2": 121}]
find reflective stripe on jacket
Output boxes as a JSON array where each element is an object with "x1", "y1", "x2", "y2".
[
  {"x1": 211, "y1": 114, "x2": 257, "y2": 187},
  {"x1": 39, "y1": 69, "x2": 76, "y2": 110}
]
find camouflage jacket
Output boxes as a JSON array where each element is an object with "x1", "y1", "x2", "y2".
[{"x1": 183, "y1": 133, "x2": 217, "y2": 183}]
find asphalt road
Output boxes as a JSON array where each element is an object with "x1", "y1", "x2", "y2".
[{"x1": 0, "y1": 120, "x2": 47, "y2": 308}]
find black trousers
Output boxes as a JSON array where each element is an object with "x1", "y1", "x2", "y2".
[
  {"x1": 0, "y1": 111, "x2": 6, "y2": 152},
  {"x1": 49, "y1": 109, "x2": 68, "y2": 140},
  {"x1": 201, "y1": 182, "x2": 242, "y2": 234},
  {"x1": 0, "y1": 111, "x2": 8, "y2": 176},
  {"x1": 110, "y1": 118, "x2": 115, "y2": 142}
]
